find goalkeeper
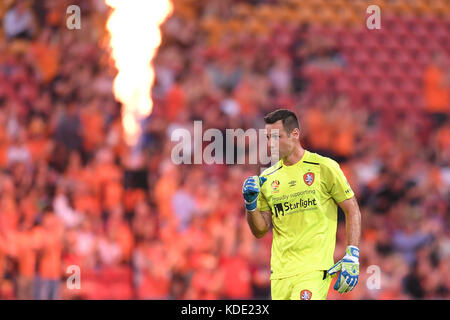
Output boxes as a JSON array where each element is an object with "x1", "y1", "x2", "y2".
[{"x1": 242, "y1": 109, "x2": 361, "y2": 300}]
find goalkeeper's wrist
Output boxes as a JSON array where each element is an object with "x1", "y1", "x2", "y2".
[
  {"x1": 244, "y1": 199, "x2": 257, "y2": 211},
  {"x1": 344, "y1": 245, "x2": 360, "y2": 262}
]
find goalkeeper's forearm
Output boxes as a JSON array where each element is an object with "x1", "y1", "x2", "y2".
[
  {"x1": 246, "y1": 209, "x2": 271, "y2": 238},
  {"x1": 338, "y1": 196, "x2": 361, "y2": 247}
]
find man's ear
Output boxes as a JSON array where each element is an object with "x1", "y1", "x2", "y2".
[{"x1": 290, "y1": 128, "x2": 300, "y2": 139}]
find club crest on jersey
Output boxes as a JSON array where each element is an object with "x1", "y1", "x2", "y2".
[
  {"x1": 300, "y1": 289, "x2": 312, "y2": 300},
  {"x1": 271, "y1": 180, "x2": 280, "y2": 193},
  {"x1": 303, "y1": 172, "x2": 315, "y2": 186}
]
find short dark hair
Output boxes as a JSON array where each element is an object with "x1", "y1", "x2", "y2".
[{"x1": 263, "y1": 109, "x2": 300, "y2": 134}]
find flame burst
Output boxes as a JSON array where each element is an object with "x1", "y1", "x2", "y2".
[{"x1": 105, "y1": 0, "x2": 173, "y2": 146}]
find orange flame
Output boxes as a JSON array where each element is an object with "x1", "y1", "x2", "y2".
[{"x1": 105, "y1": 0, "x2": 173, "y2": 146}]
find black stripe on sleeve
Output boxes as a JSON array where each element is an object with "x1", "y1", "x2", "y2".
[
  {"x1": 266, "y1": 165, "x2": 283, "y2": 176},
  {"x1": 303, "y1": 161, "x2": 320, "y2": 165}
]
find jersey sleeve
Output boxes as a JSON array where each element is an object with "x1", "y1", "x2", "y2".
[
  {"x1": 322, "y1": 159, "x2": 354, "y2": 203},
  {"x1": 257, "y1": 191, "x2": 271, "y2": 212}
]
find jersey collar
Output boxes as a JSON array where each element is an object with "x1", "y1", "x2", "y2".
[{"x1": 281, "y1": 149, "x2": 309, "y2": 167}]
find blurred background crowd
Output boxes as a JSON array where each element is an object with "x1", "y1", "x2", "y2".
[{"x1": 0, "y1": 0, "x2": 449, "y2": 300}]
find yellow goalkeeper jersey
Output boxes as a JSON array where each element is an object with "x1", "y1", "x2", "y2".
[{"x1": 257, "y1": 150, "x2": 354, "y2": 280}]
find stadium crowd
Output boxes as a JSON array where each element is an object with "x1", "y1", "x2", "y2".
[{"x1": 0, "y1": 0, "x2": 449, "y2": 300}]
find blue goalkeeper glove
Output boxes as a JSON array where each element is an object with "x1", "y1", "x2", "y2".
[
  {"x1": 242, "y1": 176, "x2": 267, "y2": 211},
  {"x1": 327, "y1": 246, "x2": 360, "y2": 293}
]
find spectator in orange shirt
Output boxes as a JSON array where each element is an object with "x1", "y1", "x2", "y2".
[
  {"x1": 33, "y1": 212, "x2": 63, "y2": 300},
  {"x1": 424, "y1": 51, "x2": 450, "y2": 127},
  {"x1": 220, "y1": 253, "x2": 252, "y2": 299},
  {"x1": 14, "y1": 218, "x2": 37, "y2": 299},
  {"x1": 29, "y1": 27, "x2": 59, "y2": 83}
]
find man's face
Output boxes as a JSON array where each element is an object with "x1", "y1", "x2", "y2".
[{"x1": 265, "y1": 120, "x2": 299, "y2": 160}]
